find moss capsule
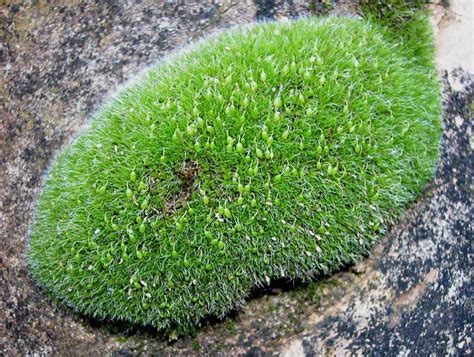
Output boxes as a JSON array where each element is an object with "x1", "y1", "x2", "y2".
[
  {"x1": 186, "y1": 125, "x2": 195, "y2": 136},
  {"x1": 274, "y1": 96, "x2": 282, "y2": 109},
  {"x1": 298, "y1": 93, "x2": 305, "y2": 104}
]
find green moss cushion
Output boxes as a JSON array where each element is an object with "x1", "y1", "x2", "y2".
[{"x1": 29, "y1": 16, "x2": 441, "y2": 334}]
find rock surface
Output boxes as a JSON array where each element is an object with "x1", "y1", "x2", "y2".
[{"x1": 1, "y1": 1, "x2": 472, "y2": 355}]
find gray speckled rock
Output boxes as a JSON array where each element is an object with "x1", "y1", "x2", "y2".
[{"x1": 1, "y1": 1, "x2": 472, "y2": 355}]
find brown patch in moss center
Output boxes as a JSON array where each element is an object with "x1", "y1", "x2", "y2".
[{"x1": 163, "y1": 159, "x2": 199, "y2": 216}]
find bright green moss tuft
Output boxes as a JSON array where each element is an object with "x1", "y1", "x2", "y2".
[{"x1": 29, "y1": 16, "x2": 441, "y2": 334}]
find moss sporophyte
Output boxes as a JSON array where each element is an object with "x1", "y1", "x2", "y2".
[{"x1": 29, "y1": 16, "x2": 441, "y2": 335}]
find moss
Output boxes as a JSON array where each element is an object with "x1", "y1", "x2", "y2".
[
  {"x1": 359, "y1": 0, "x2": 435, "y2": 64},
  {"x1": 28, "y1": 16, "x2": 441, "y2": 335},
  {"x1": 191, "y1": 339, "x2": 202, "y2": 351}
]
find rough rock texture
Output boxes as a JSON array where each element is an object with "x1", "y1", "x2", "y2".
[{"x1": 1, "y1": 1, "x2": 472, "y2": 355}]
